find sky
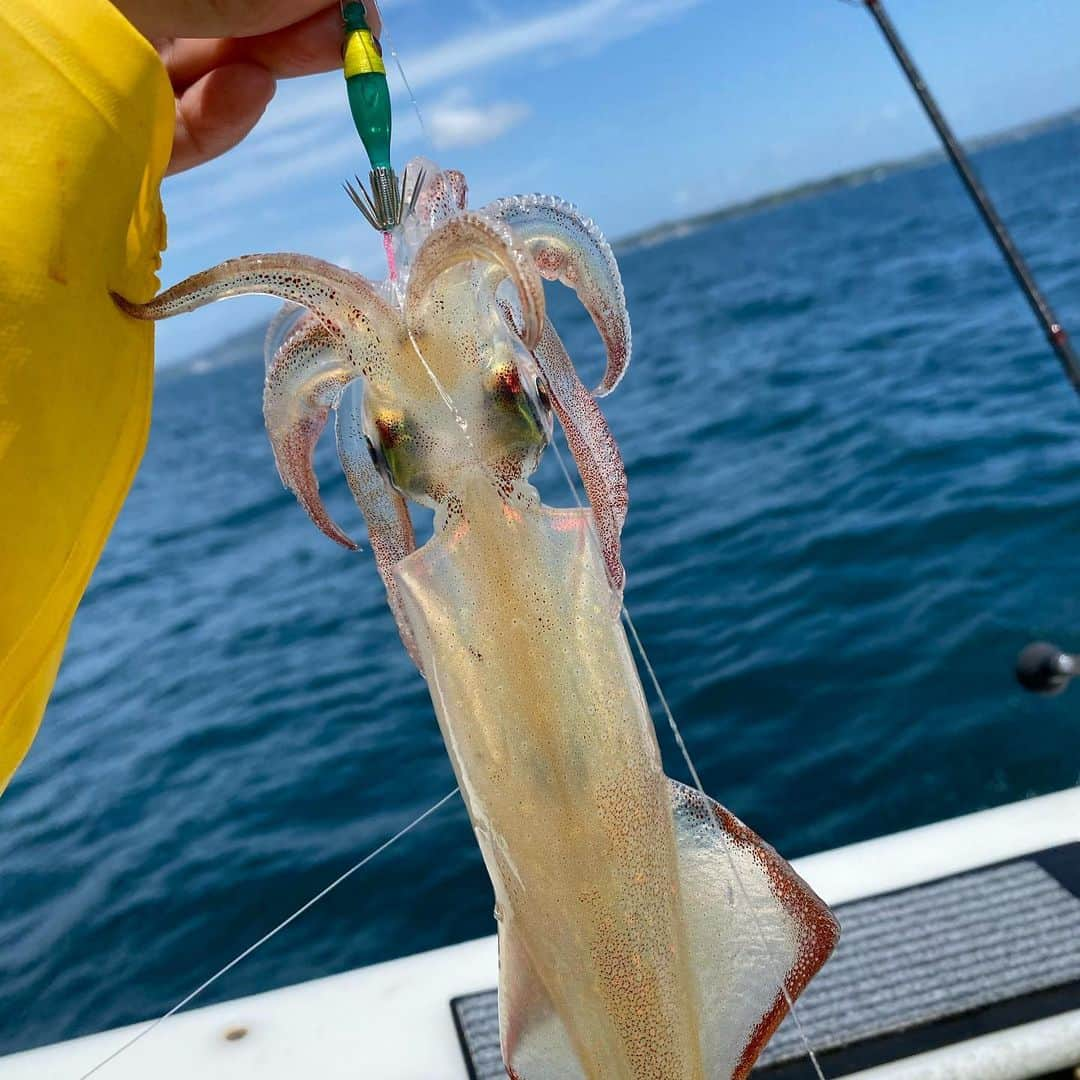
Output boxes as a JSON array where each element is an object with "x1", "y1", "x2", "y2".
[{"x1": 156, "y1": 0, "x2": 1080, "y2": 362}]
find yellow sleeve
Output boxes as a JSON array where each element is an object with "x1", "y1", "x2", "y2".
[{"x1": 0, "y1": 0, "x2": 174, "y2": 792}]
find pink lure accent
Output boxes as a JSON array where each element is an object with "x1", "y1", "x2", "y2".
[{"x1": 383, "y1": 231, "x2": 397, "y2": 281}]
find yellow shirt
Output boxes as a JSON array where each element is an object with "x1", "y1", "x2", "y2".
[{"x1": 0, "y1": 0, "x2": 173, "y2": 791}]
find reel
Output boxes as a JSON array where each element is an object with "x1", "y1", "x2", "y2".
[{"x1": 1015, "y1": 641, "x2": 1078, "y2": 696}]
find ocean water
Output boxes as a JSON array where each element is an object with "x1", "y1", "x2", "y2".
[{"x1": 3, "y1": 121, "x2": 1080, "y2": 1057}]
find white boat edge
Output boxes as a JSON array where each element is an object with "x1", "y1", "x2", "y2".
[{"x1": 2, "y1": 787, "x2": 1078, "y2": 1079}]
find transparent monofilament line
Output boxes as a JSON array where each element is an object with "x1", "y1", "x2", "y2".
[
  {"x1": 374, "y1": 37, "x2": 476, "y2": 444},
  {"x1": 377, "y1": 13, "x2": 830, "y2": 1069},
  {"x1": 620, "y1": 607, "x2": 828, "y2": 1080},
  {"x1": 382, "y1": 26, "x2": 427, "y2": 142},
  {"x1": 77, "y1": 788, "x2": 460, "y2": 1078},
  {"x1": 83, "y1": 9, "x2": 823, "y2": 1076},
  {"x1": 83, "y1": 394, "x2": 828, "y2": 1080},
  {"x1": 549, "y1": 440, "x2": 829, "y2": 1080}
]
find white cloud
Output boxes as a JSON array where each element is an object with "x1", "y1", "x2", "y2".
[
  {"x1": 257, "y1": 0, "x2": 705, "y2": 139},
  {"x1": 426, "y1": 91, "x2": 530, "y2": 150},
  {"x1": 160, "y1": 0, "x2": 706, "y2": 274},
  {"x1": 399, "y1": 0, "x2": 703, "y2": 90},
  {"x1": 165, "y1": 109, "x2": 425, "y2": 227}
]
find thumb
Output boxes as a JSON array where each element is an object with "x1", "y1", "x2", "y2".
[{"x1": 168, "y1": 63, "x2": 276, "y2": 175}]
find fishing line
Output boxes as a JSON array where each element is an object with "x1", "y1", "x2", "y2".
[
  {"x1": 383, "y1": 27, "x2": 428, "y2": 141},
  {"x1": 85, "y1": 6, "x2": 825, "y2": 1076},
  {"x1": 77, "y1": 787, "x2": 460, "y2": 1079},
  {"x1": 550, "y1": 442, "x2": 829, "y2": 1080},
  {"x1": 376, "y1": 1, "x2": 831, "y2": 1067},
  {"x1": 621, "y1": 606, "x2": 829, "y2": 1080}
]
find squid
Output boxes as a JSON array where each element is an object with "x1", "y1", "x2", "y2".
[{"x1": 117, "y1": 160, "x2": 839, "y2": 1079}]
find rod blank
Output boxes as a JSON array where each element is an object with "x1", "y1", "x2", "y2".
[{"x1": 863, "y1": 0, "x2": 1080, "y2": 396}]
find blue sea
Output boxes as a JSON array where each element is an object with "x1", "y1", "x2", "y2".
[{"x1": 3, "y1": 121, "x2": 1080, "y2": 1057}]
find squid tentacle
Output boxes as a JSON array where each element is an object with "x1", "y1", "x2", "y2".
[
  {"x1": 405, "y1": 212, "x2": 545, "y2": 351},
  {"x1": 495, "y1": 297, "x2": 627, "y2": 595},
  {"x1": 483, "y1": 194, "x2": 631, "y2": 397},
  {"x1": 532, "y1": 315, "x2": 628, "y2": 598},
  {"x1": 335, "y1": 383, "x2": 422, "y2": 670},
  {"x1": 413, "y1": 165, "x2": 469, "y2": 229},
  {"x1": 263, "y1": 318, "x2": 361, "y2": 550},
  {"x1": 264, "y1": 302, "x2": 310, "y2": 368},
  {"x1": 116, "y1": 253, "x2": 405, "y2": 390}
]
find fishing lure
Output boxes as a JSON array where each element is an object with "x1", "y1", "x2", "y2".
[{"x1": 115, "y1": 7, "x2": 838, "y2": 1075}]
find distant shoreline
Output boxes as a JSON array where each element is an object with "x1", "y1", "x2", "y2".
[
  {"x1": 167, "y1": 105, "x2": 1078, "y2": 373},
  {"x1": 614, "y1": 105, "x2": 1080, "y2": 253}
]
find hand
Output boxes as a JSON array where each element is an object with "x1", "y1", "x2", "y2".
[{"x1": 112, "y1": 1, "x2": 382, "y2": 175}]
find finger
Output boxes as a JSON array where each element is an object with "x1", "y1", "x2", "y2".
[
  {"x1": 362, "y1": 0, "x2": 383, "y2": 37},
  {"x1": 167, "y1": 63, "x2": 276, "y2": 175},
  {"x1": 162, "y1": 6, "x2": 343, "y2": 92},
  {"x1": 127, "y1": 0, "x2": 380, "y2": 42},
  {"x1": 122, "y1": 0, "x2": 331, "y2": 40}
]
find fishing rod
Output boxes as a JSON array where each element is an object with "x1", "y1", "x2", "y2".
[
  {"x1": 857, "y1": 4, "x2": 1080, "y2": 700},
  {"x1": 858, "y1": 0, "x2": 1080, "y2": 396}
]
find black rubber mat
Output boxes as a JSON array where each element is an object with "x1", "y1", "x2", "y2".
[{"x1": 451, "y1": 843, "x2": 1080, "y2": 1078}]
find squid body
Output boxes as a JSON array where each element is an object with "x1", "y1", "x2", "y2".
[{"x1": 119, "y1": 161, "x2": 839, "y2": 1079}]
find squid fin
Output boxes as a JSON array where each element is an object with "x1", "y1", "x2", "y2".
[
  {"x1": 497, "y1": 780, "x2": 838, "y2": 1080},
  {"x1": 667, "y1": 778, "x2": 839, "y2": 1080}
]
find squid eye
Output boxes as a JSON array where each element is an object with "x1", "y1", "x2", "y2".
[
  {"x1": 369, "y1": 409, "x2": 421, "y2": 495},
  {"x1": 366, "y1": 410, "x2": 405, "y2": 479},
  {"x1": 365, "y1": 435, "x2": 381, "y2": 469},
  {"x1": 535, "y1": 374, "x2": 552, "y2": 412},
  {"x1": 365, "y1": 433, "x2": 394, "y2": 484}
]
